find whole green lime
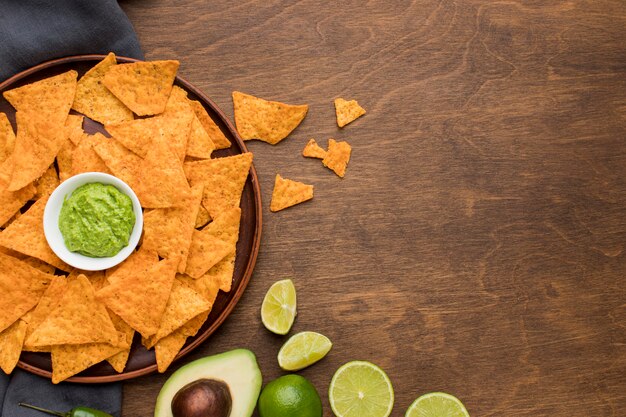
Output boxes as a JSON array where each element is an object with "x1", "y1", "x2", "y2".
[{"x1": 257, "y1": 374, "x2": 322, "y2": 417}]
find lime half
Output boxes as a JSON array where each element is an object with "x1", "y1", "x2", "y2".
[
  {"x1": 261, "y1": 279, "x2": 297, "y2": 335},
  {"x1": 278, "y1": 331, "x2": 332, "y2": 371},
  {"x1": 329, "y1": 361, "x2": 394, "y2": 417},
  {"x1": 405, "y1": 392, "x2": 470, "y2": 417}
]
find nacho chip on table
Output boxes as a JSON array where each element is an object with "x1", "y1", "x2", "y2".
[
  {"x1": 102, "y1": 60, "x2": 180, "y2": 116},
  {"x1": 0, "y1": 252, "x2": 53, "y2": 334},
  {"x1": 33, "y1": 164, "x2": 60, "y2": 199},
  {"x1": 0, "y1": 195, "x2": 70, "y2": 271},
  {"x1": 142, "y1": 184, "x2": 203, "y2": 273},
  {"x1": 322, "y1": 138, "x2": 352, "y2": 178},
  {"x1": 334, "y1": 97, "x2": 366, "y2": 127},
  {"x1": 51, "y1": 342, "x2": 125, "y2": 384},
  {"x1": 70, "y1": 132, "x2": 111, "y2": 176},
  {"x1": 232, "y1": 91, "x2": 308, "y2": 145},
  {"x1": 23, "y1": 276, "x2": 68, "y2": 352},
  {"x1": 0, "y1": 112, "x2": 15, "y2": 163},
  {"x1": 97, "y1": 258, "x2": 177, "y2": 338},
  {"x1": 270, "y1": 174, "x2": 314, "y2": 212},
  {"x1": 0, "y1": 318, "x2": 28, "y2": 374},
  {"x1": 94, "y1": 138, "x2": 191, "y2": 208},
  {"x1": 27, "y1": 274, "x2": 118, "y2": 347},
  {"x1": 188, "y1": 99, "x2": 231, "y2": 150},
  {"x1": 302, "y1": 138, "x2": 327, "y2": 159},
  {"x1": 184, "y1": 152, "x2": 253, "y2": 218},
  {"x1": 72, "y1": 52, "x2": 134, "y2": 125}
]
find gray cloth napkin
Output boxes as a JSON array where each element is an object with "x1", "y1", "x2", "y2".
[
  {"x1": 0, "y1": 0, "x2": 144, "y2": 82},
  {"x1": 0, "y1": 370, "x2": 122, "y2": 416},
  {"x1": 0, "y1": 0, "x2": 144, "y2": 414}
]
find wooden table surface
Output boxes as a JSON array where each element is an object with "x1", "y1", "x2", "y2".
[{"x1": 119, "y1": 1, "x2": 626, "y2": 415}]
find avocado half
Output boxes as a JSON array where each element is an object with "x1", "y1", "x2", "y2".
[{"x1": 154, "y1": 349, "x2": 262, "y2": 417}]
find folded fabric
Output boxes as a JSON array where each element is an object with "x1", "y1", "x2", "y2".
[
  {"x1": 0, "y1": 0, "x2": 144, "y2": 82},
  {"x1": 1, "y1": 370, "x2": 122, "y2": 417}
]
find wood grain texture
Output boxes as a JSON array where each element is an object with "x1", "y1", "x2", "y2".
[{"x1": 118, "y1": 0, "x2": 626, "y2": 415}]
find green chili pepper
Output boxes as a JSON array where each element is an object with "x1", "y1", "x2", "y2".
[{"x1": 19, "y1": 403, "x2": 114, "y2": 417}]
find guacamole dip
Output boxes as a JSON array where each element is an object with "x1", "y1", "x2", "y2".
[{"x1": 59, "y1": 183, "x2": 135, "y2": 258}]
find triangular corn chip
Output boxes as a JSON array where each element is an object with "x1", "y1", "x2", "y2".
[
  {"x1": 106, "y1": 310, "x2": 135, "y2": 373},
  {"x1": 184, "y1": 153, "x2": 252, "y2": 218},
  {"x1": 322, "y1": 138, "x2": 352, "y2": 178},
  {"x1": 0, "y1": 195, "x2": 70, "y2": 270},
  {"x1": 97, "y1": 258, "x2": 177, "y2": 337},
  {"x1": 56, "y1": 116, "x2": 84, "y2": 181},
  {"x1": 27, "y1": 275, "x2": 118, "y2": 347},
  {"x1": 70, "y1": 132, "x2": 110, "y2": 176},
  {"x1": 195, "y1": 204, "x2": 211, "y2": 228},
  {"x1": 94, "y1": 138, "x2": 191, "y2": 208},
  {"x1": 188, "y1": 100, "x2": 231, "y2": 150},
  {"x1": 302, "y1": 138, "x2": 326, "y2": 159},
  {"x1": 270, "y1": 174, "x2": 314, "y2": 212},
  {"x1": 72, "y1": 53, "x2": 134, "y2": 125},
  {"x1": 33, "y1": 164, "x2": 59, "y2": 199},
  {"x1": 106, "y1": 247, "x2": 159, "y2": 284},
  {"x1": 232, "y1": 91, "x2": 308, "y2": 144},
  {"x1": 142, "y1": 184, "x2": 203, "y2": 273},
  {"x1": 205, "y1": 251, "x2": 236, "y2": 293},
  {"x1": 0, "y1": 318, "x2": 27, "y2": 374},
  {"x1": 103, "y1": 60, "x2": 180, "y2": 116},
  {"x1": 0, "y1": 112, "x2": 15, "y2": 163},
  {"x1": 51, "y1": 342, "x2": 124, "y2": 384},
  {"x1": 0, "y1": 175, "x2": 35, "y2": 228},
  {"x1": 65, "y1": 114, "x2": 85, "y2": 146},
  {"x1": 334, "y1": 98, "x2": 366, "y2": 127},
  {"x1": 23, "y1": 276, "x2": 68, "y2": 352}
]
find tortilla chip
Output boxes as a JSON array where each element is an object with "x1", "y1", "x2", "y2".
[
  {"x1": 21, "y1": 256, "x2": 56, "y2": 275},
  {"x1": 65, "y1": 114, "x2": 85, "y2": 146},
  {"x1": 51, "y1": 342, "x2": 124, "y2": 384},
  {"x1": 97, "y1": 258, "x2": 177, "y2": 337},
  {"x1": 334, "y1": 98, "x2": 366, "y2": 127},
  {"x1": 0, "y1": 112, "x2": 15, "y2": 163},
  {"x1": 102, "y1": 60, "x2": 180, "y2": 116},
  {"x1": 71, "y1": 132, "x2": 111, "y2": 175},
  {"x1": 0, "y1": 176, "x2": 35, "y2": 228},
  {"x1": 8, "y1": 112, "x2": 66, "y2": 191},
  {"x1": 72, "y1": 53, "x2": 134, "y2": 125},
  {"x1": 106, "y1": 310, "x2": 135, "y2": 373},
  {"x1": 0, "y1": 252, "x2": 52, "y2": 333},
  {"x1": 184, "y1": 153, "x2": 252, "y2": 218},
  {"x1": 27, "y1": 275, "x2": 118, "y2": 347},
  {"x1": 33, "y1": 164, "x2": 59, "y2": 199},
  {"x1": 106, "y1": 110, "x2": 193, "y2": 162},
  {"x1": 106, "y1": 247, "x2": 159, "y2": 284},
  {"x1": 322, "y1": 138, "x2": 352, "y2": 178},
  {"x1": 188, "y1": 100, "x2": 231, "y2": 150},
  {"x1": 302, "y1": 138, "x2": 326, "y2": 159},
  {"x1": 23, "y1": 276, "x2": 67, "y2": 352},
  {"x1": 142, "y1": 184, "x2": 203, "y2": 273},
  {"x1": 232, "y1": 91, "x2": 308, "y2": 144},
  {"x1": 94, "y1": 138, "x2": 191, "y2": 208},
  {"x1": 2, "y1": 70, "x2": 77, "y2": 125},
  {"x1": 0, "y1": 318, "x2": 27, "y2": 374},
  {"x1": 206, "y1": 250, "x2": 236, "y2": 293},
  {"x1": 0, "y1": 195, "x2": 70, "y2": 271},
  {"x1": 270, "y1": 174, "x2": 314, "y2": 212},
  {"x1": 56, "y1": 116, "x2": 84, "y2": 181},
  {"x1": 185, "y1": 207, "x2": 240, "y2": 278},
  {"x1": 195, "y1": 204, "x2": 211, "y2": 228}
]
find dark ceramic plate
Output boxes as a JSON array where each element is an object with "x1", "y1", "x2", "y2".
[{"x1": 0, "y1": 55, "x2": 262, "y2": 383}]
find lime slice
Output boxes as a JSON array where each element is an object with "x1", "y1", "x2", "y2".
[
  {"x1": 278, "y1": 331, "x2": 332, "y2": 371},
  {"x1": 329, "y1": 360, "x2": 394, "y2": 417},
  {"x1": 405, "y1": 392, "x2": 470, "y2": 417},
  {"x1": 261, "y1": 279, "x2": 297, "y2": 335}
]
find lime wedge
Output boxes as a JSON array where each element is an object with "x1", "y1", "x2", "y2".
[
  {"x1": 328, "y1": 361, "x2": 394, "y2": 417},
  {"x1": 405, "y1": 392, "x2": 470, "y2": 417},
  {"x1": 261, "y1": 279, "x2": 297, "y2": 335},
  {"x1": 278, "y1": 331, "x2": 332, "y2": 371}
]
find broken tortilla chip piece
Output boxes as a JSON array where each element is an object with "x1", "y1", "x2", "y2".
[
  {"x1": 302, "y1": 138, "x2": 326, "y2": 159},
  {"x1": 195, "y1": 205, "x2": 211, "y2": 228},
  {"x1": 72, "y1": 52, "x2": 134, "y2": 125},
  {"x1": 0, "y1": 195, "x2": 70, "y2": 271},
  {"x1": 65, "y1": 114, "x2": 85, "y2": 146},
  {"x1": 33, "y1": 164, "x2": 60, "y2": 199},
  {"x1": 322, "y1": 138, "x2": 352, "y2": 178},
  {"x1": 270, "y1": 174, "x2": 314, "y2": 212},
  {"x1": 0, "y1": 113, "x2": 15, "y2": 163},
  {"x1": 70, "y1": 132, "x2": 111, "y2": 176},
  {"x1": 188, "y1": 100, "x2": 231, "y2": 150},
  {"x1": 0, "y1": 318, "x2": 27, "y2": 374},
  {"x1": 142, "y1": 184, "x2": 203, "y2": 273},
  {"x1": 334, "y1": 98, "x2": 366, "y2": 127},
  {"x1": 102, "y1": 60, "x2": 180, "y2": 116},
  {"x1": 0, "y1": 176, "x2": 35, "y2": 228},
  {"x1": 184, "y1": 153, "x2": 252, "y2": 218},
  {"x1": 97, "y1": 258, "x2": 177, "y2": 338},
  {"x1": 51, "y1": 342, "x2": 124, "y2": 384},
  {"x1": 106, "y1": 310, "x2": 135, "y2": 373},
  {"x1": 0, "y1": 252, "x2": 52, "y2": 334},
  {"x1": 27, "y1": 275, "x2": 118, "y2": 347},
  {"x1": 232, "y1": 91, "x2": 308, "y2": 145},
  {"x1": 23, "y1": 276, "x2": 67, "y2": 352}
]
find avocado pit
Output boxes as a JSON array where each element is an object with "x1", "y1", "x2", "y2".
[{"x1": 171, "y1": 378, "x2": 232, "y2": 417}]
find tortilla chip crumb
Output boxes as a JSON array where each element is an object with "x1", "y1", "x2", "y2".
[
  {"x1": 322, "y1": 139, "x2": 352, "y2": 178},
  {"x1": 270, "y1": 174, "x2": 313, "y2": 212},
  {"x1": 302, "y1": 138, "x2": 327, "y2": 159},
  {"x1": 334, "y1": 98, "x2": 366, "y2": 128}
]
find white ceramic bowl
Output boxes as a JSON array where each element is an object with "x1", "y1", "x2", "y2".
[{"x1": 43, "y1": 172, "x2": 143, "y2": 271}]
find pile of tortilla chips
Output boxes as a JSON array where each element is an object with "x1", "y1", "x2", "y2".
[{"x1": 0, "y1": 53, "x2": 251, "y2": 383}]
